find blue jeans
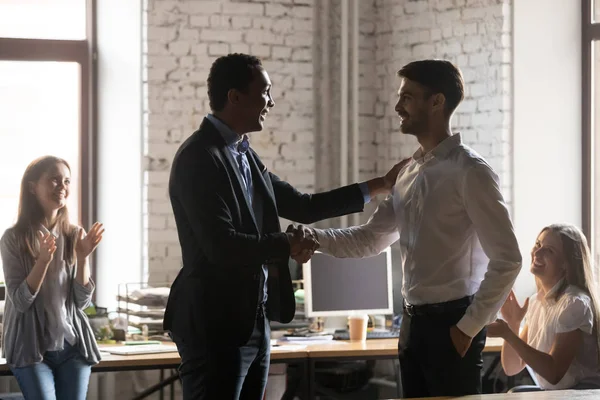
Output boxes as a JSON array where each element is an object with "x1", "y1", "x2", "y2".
[{"x1": 10, "y1": 341, "x2": 92, "y2": 400}]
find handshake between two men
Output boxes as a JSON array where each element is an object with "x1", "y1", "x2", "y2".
[
  {"x1": 282, "y1": 157, "x2": 413, "y2": 264},
  {"x1": 286, "y1": 224, "x2": 318, "y2": 264}
]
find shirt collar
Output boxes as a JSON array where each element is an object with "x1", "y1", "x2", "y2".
[
  {"x1": 206, "y1": 114, "x2": 244, "y2": 147},
  {"x1": 412, "y1": 133, "x2": 462, "y2": 164}
]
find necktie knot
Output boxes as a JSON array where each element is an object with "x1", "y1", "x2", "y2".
[{"x1": 237, "y1": 135, "x2": 249, "y2": 153}]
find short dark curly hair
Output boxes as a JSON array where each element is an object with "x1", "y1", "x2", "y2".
[
  {"x1": 207, "y1": 53, "x2": 263, "y2": 112},
  {"x1": 398, "y1": 59, "x2": 464, "y2": 116}
]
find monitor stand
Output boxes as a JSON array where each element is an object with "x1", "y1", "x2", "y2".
[{"x1": 323, "y1": 316, "x2": 349, "y2": 331}]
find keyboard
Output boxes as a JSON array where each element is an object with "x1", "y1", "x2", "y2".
[
  {"x1": 103, "y1": 344, "x2": 179, "y2": 355},
  {"x1": 333, "y1": 329, "x2": 399, "y2": 340}
]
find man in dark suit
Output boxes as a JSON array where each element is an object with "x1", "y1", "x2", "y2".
[{"x1": 165, "y1": 53, "x2": 402, "y2": 400}]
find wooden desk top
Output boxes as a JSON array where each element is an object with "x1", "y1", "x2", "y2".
[
  {"x1": 483, "y1": 337, "x2": 504, "y2": 353},
  {"x1": 298, "y1": 337, "x2": 503, "y2": 359},
  {"x1": 92, "y1": 344, "x2": 307, "y2": 367},
  {"x1": 0, "y1": 337, "x2": 502, "y2": 373},
  {"x1": 385, "y1": 389, "x2": 599, "y2": 399},
  {"x1": 94, "y1": 351, "x2": 180, "y2": 369},
  {"x1": 302, "y1": 338, "x2": 399, "y2": 358},
  {"x1": 0, "y1": 344, "x2": 306, "y2": 374},
  {"x1": 271, "y1": 346, "x2": 309, "y2": 360}
]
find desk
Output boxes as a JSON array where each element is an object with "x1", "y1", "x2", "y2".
[
  {"x1": 0, "y1": 352, "x2": 183, "y2": 376},
  {"x1": 93, "y1": 346, "x2": 308, "y2": 399},
  {"x1": 0, "y1": 346, "x2": 308, "y2": 400},
  {"x1": 0, "y1": 351, "x2": 183, "y2": 400},
  {"x1": 385, "y1": 389, "x2": 600, "y2": 399},
  {"x1": 101, "y1": 347, "x2": 308, "y2": 399},
  {"x1": 302, "y1": 337, "x2": 503, "y2": 357},
  {"x1": 290, "y1": 337, "x2": 504, "y2": 399},
  {"x1": 0, "y1": 345, "x2": 309, "y2": 374},
  {"x1": 484, "y1": 337, "x2": 503, "y2": 353},
  {"x1": 0, "y1": 338, "x2": 503, "y2": 400}
]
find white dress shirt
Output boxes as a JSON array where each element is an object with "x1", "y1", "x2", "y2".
[
  {"x1": 525, "y1": 283, "x2": 600, "y2": 390},
  {"x1": 314, "y1": 133, "x2": 522, "y2": 337}
]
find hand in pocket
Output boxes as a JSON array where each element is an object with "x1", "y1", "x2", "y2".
[{"x1": 449, "y1": 325, "x2": 472, "y2": 358}]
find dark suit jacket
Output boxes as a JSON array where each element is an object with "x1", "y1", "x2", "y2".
[{"x1": 164, "y1": 118, "x2": 365, "y2": 347}]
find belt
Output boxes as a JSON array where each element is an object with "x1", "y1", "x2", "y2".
[{"x1": 403, "y1": 295, "x2": 473, "y2": 317}]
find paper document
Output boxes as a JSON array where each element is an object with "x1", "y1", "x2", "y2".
[
  {"x1": 279, "y1": 335, "x2": 334, "y2": 342},
  {"x1": 271, "y1": 344, "x2": 307, "y2": 351}
]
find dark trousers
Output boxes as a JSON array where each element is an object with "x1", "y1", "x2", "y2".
[
  {"x1": 398, "y1": 297, "x2": 486, "y2": 398},
  {"x1": 171, "y1": 306, "x2": 271, "y2": 400}
]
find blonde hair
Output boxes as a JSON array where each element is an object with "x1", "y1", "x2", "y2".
[
  {"x1": 14, "y1": 156, "x2": 77, "y2": 265},
  {"x1": 535, "y1": 223, "x2": 600, "y2": 363}
]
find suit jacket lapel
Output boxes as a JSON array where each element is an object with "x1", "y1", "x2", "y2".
[{"x1": 247, "y1": 151, "x2": 277, "y2": 217}]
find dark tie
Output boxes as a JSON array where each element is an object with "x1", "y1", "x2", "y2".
[
  {"x1": 236, "y1": 135, "x2": 253, "y2": 204},
  {"x1": 237, "y1": 134, "x2": 250, "y2": 153}
]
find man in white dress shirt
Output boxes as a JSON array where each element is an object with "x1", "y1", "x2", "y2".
[{"x1": 304, "y1": 59, "x2": 522, "y2": 397}]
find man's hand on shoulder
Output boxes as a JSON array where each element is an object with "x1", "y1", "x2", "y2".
[
  {"x1": 365, "y1": 157, "x2": 412, "y2": 198},
  {"x1": 286, "y1": 224, "x2": 319, "y2": 264}
]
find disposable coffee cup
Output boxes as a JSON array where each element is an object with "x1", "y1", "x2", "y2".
[{"x1": 348, "y1": 314, "x2": 368, "y2": 341}]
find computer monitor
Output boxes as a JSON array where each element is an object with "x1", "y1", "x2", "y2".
[{"x1": 302, "y1": 248, "x2": 394, "y2": 318}]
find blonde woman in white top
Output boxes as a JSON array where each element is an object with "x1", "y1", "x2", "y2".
[{"x1": 487, "y1": 223, "x2": 600, "y2": 392}]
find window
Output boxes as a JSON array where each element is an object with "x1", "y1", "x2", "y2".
[
  {"x1": 0, "y1": 0, "x2": 86, "y2": 40},
  {"x1": 0, "y1": 0, "x2": 96, "y2": 284},
  {"x1": 584, "y1": 1, "x2": 600, "y2": 265}
]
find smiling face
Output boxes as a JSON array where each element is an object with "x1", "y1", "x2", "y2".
[
  {"x1": 530, "y1": 229, "x2": 567, "y2": 287},
  {"x1": 30, "y1": 162, "x2": 71, "y2": 218},
  {"x1": 394, "y1": 78, "x2": 432, "y2": 137},
  {"x1": 235, "y1": 66, "x2": 275, "y2": 133}
]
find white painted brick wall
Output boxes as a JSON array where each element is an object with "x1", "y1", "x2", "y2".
[
  {"x1": 375, "y1": 0, "x2": 512, "y2": 203},
  {"x1": 144, "y1": 0, "x2": 513, "y2": 284},
  {"x1": 313, "y1": 0, "x2": 511, "y2": 227},
  {"x1": 145, "y1": 0, "x2": 315, "y2": 284}
]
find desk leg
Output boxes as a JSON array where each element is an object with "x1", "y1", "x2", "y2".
[
  {"x1": 307, "y1": 359, "x2": 315, "y2": 400},
  {"x1": 170, "y1": 370, "x2": 175, "y2": 400},
  {"x1": 159, "y1": 369, "x2": 164, "y2": 400},
  {"x1": 393, "y1": 358, "x2": 402, "y2": 398},
  {"x1": 281, "y1": 363, "x2": 303, "y2": 400}
]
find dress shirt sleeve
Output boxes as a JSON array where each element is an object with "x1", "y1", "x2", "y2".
[
  {"x1": 358, "y1": 182, "x2": 371, "y2": 204},
  {"x1": 313, "y1": 195, "x2": 400, "y2": 258},
  {"x1": 457, "y1": 163, "x2": 522, "y2": 338}
]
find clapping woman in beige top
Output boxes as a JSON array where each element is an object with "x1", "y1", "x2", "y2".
[{"x1": 0, "y1": 156, "x2": 104, "y2": 399}]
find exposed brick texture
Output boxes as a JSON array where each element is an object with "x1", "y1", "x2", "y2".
[
  {"x1": 145, "y1": 0, "x2": 316, "y2": 283},
  {"x1": 374, "y1": 0, "x2": 512, "y2": 205},
  {"x1": 144, "y1": 0, "x2": 512, "y2": 284}
]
